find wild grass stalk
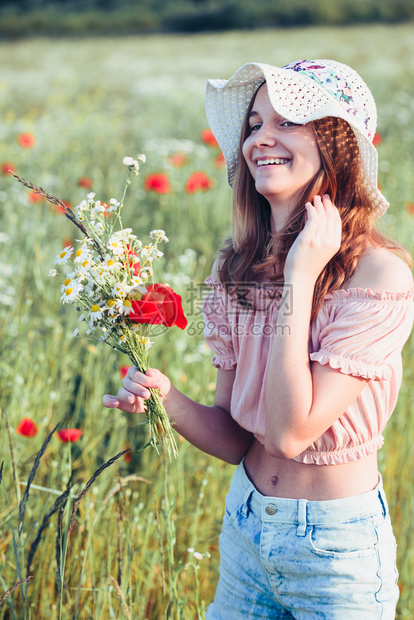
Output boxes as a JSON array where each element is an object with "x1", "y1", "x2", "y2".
[
  {"x1": 0, "y1": 576, "x2": 33, "y2": 607},
  {"x1": 4, "y1": 411, "x2": 21, "y2": 507},
  {"x1": 18, "y1": 423, "x2": 60, "y2": 537},
  {"x1": 26, "y1": 477, "x2": 74, "y2": 578},
  {"x1": 161, "y1": 445, "x2": 187, "y2": 620},
  {"x1": 68, "y1": 448, "x2": 130, "y2": 536},
  {"x1": 72, "y1": 501, "x2": 108, "y2": 619},
  {"x1": 107, "y1": 575, "x2": 131, "y2": 620}
]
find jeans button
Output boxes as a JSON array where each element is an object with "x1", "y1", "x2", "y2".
[{"x1": 265, "y1": 504, "x2": 277, "y2": 515}]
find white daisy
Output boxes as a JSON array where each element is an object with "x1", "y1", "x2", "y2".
[
  {"x1": 60, "y1": 276, "x2": 74, "y2": 294},
  {"x1": 122, "y1": 156, "x2": 140, "y2": 175},
  {"x1": 112, "y1": 282, "x2": 130, "y2": 298},
  {"x1": 48, "y1": 269, "x2": 57, "y2": 277},
  {"x1": 89, "y1": 304, "x2": 103, "y2": 322},
  {"x1": 91, "y1": 221, "x2": 104, "y2": 233},
  {"x1": 54, "y1": 245, "x2": 73, "y2": 265},
  {"x1": 139, "y1": 336, "x2": 153, "y2": 350},
  {"x1": 140, "y1": 267, "x2": 152, "y2": 282},
  {"x1": 150, "y1": 229, "x2": 169, "y2": 243},
  {"x1": 60, "y1": 282, "x2": 82, "y2": 304},
  {"x1": 74, "y1": 246, "x2": 92, "y2": 264},
  {"x1": 129, "y1": 276, "x2": 147, "y2": 295},
  {"x1": 91, "y1": 201, "x2": 106, "y2": 214},
  {"x1": 107, "y1": 237, "x2": 125, "y2": 257},
  {"x1": 114, "y1": 228, "x2": 134, "y2": 240},
  {"x1": 114, "y1": 298, "x2": 133, "y2": 316},
  {"x1": 108, "y1": 312, "x2": 120, "y2": 323},
  {"x1": 102, "y1": 257, "x2": 120, "y2": 271},
  {"x1": 141, "y1": 244, "x2": 163, "y2": 261},
  {"x1": 105, "y1": 299, "x2": 121, "y2": 321},
  {"x1": 75, "y1": 199, "x2": 88, "y2": 217},
  {"x1": 75, "y1": 260, "x2": 93, "y2": 279}
]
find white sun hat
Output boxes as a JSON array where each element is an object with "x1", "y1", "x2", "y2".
[{"x1": 205, "y1": 59, "x2": 388, "y2": 218}]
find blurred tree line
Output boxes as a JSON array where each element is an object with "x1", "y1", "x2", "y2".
[{"x1": 0, "y1": 0, "x2": 413, "y2": 37}]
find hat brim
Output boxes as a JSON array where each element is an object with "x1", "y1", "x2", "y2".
[{"x1": 205, "y1": 62, "x2": 388, "y2": 218}]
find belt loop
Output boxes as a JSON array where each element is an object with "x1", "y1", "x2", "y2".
[
  {"x1": 296, "y1": 500, "x2": 307, "y2": 537},
  {"x1": 240, "y1": 488, "x2": 254, "y2": 518},
  {"x1": 376, "y1": 473, "x2": 388, "y2": 518},
  {"x1": 377, "y1": 487, "x2": 387, "y2": 518}
]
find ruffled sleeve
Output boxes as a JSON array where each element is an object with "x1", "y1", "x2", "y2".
[
  {"x1": 203, "y1": 275, "x2": 237, "y2": 370},
  {"x1": 310, "y1": 288, "x2": 414, "y2": 381}
]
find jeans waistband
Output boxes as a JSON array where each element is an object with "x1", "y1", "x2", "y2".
[{"x1": 233, "y1": 460, "x2": 388, "y2": 529}]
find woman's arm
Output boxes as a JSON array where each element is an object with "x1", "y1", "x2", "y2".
[
  {"x1": 265, "y1": 195, "x2": 367, "y2": 458},
  {"x1": 103, "y1": 366, "x2": 254, "y2": 465},
  {"x1": 265, "y1": 195, "x2": 413, "y2": 460}
]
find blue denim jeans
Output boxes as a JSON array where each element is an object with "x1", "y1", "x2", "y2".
[{"x1": 206, "y1": 461, "x2": 399, "y2": 619}]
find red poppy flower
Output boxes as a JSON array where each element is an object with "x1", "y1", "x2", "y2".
[
  {"x1": 101, "y1": 202, "x2": 112, "y2": 217},
  {"x1": 143, "y1": 173, "x2": 170, "y2": 195},
  {"x1": 28, "y1": 190, "x2": 45, "y2": 204},
  {"x1": 406, "y1": 203, "x2": 414, "y2": 215},
  {"x1": 125, "y1": 244, "x2": 140, "y2": 276},
  {"x1": 373, "y1": 132, "x2": 382, "y2": 147},
  {"x1": 62, "y1": 238, "x2": 73, "y2": 249},
  {"x1": 185, "y1": 171, "x2": 214, "y2": 194},
  {"x1": 213, "y1": 152, "x2": 226, "y2": 168},
  {"x1": 16, "y1": 417, "x2": 38, "y2": 438},
  {"x1": 130, "y1": 283, "x2": 187, "y2": 330},
  {"x1": 78, "y1": 177, "x2": 93, "y2": 189},
  {"x1": 124, "y1": 445, "x2": 132, "y2": 462},
  {"x1": 2, "y1": 162, "x2": 15, "y2": 175},
  {"x1": 18, "y1": 132, "x2": 36, "y2": 149},
  {"x1": 120, "y1": 365, "x2": 130, "y2": 378},
  {"x1": 169, "y1": 152, "x2": 188, "y2": 168},
  {"x1": 201, "y1": 129, "x2": 219, "y2": 148},
  {"x1": 57, "y1": 429, "x2": 82, "y2": 443}
]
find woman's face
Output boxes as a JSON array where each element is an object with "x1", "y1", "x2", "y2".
[{"x1": 242, "y1": 83, "x2": 321, "y2": 211}]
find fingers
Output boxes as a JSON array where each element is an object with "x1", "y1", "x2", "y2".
[
  {"x1": 122, "y1": 367, "x2": 161, "y2": 398},
  {"x1": 306, "y1": 194, "x2": 341, "y2": 245},
  {"x1": 102, "y1": 392, "x2": 146, "y2": 414},
  {"x1": 103, "y1": 366, "x2": 160, "y2": 414}
]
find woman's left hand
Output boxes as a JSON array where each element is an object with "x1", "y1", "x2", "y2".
[{"x1": 284, "y1": 194, "x2": 342, "y2": 281}]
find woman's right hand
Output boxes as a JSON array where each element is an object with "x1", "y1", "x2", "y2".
[
  {"x1": 102, "y1": 366, "x2": 171, "y2": 414},
  {"x1": 284, "y1": 194, "x2": 342, "y2": 283}
]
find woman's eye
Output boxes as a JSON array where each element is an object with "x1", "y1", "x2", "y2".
[
  {"x1": 281, "y1": 121, "x2": 300, "y2": 128},
  {"x1": 249, "y1": 124, "x2": 261, "y2": 132}
]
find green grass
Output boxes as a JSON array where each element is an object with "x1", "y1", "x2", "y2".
[{"x1": 1, "y1": 24, "x2": 414, "y2": 618}]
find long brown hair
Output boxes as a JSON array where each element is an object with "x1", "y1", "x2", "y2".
[{"x1": 217, "y1": 94, "x2": 410, "y2": 320}]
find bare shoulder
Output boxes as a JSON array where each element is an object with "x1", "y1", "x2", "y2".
[{"x1": 346, "y1": 247, "x2": 413, "y2": 293}]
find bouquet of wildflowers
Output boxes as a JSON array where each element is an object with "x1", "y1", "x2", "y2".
[{"x1": 13, "y1": 156, "x2": 188, "y2": 460}]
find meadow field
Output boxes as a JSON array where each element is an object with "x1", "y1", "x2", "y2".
[{"x1": 1, "y1": 23, "x2": 414, "y2": 619}]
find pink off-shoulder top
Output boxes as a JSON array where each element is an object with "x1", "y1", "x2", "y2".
[{"x1": 203, "y1": 275, "x2": 414, "y2": 465}]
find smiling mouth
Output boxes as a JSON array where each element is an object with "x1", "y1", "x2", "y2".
[{"x1": 256, "y1": 158, "x2": 291, "y2": 166}]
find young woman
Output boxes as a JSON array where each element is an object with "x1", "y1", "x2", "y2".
[{"x1": 103, "y1": 59, "x2": 414, "y2": 618}]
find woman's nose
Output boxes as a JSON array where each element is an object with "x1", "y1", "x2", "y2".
[{"x1": 252, "y1": 125, "x2": 277, "y2": 147}]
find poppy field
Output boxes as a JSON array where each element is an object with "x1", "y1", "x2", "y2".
[{"x1": 1, "y1": 24, "x2": 414, "y2": 619}]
